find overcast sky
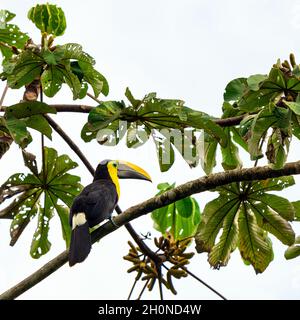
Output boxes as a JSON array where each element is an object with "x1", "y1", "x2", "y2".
[{"x1": 1, "y1": 0, "x2": 300, "y2": 300}]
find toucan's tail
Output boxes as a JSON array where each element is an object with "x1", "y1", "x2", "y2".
[{"x1": 69, "y1": 213, "x2": 91, "y2": 267}]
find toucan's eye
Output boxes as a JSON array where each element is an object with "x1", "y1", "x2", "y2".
[{"x1": 113, "y1": 162, "x2": 118, "y2": 168}]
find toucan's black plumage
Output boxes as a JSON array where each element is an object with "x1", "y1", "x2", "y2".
[{"x1": 68, "y1": 159, "x2": 151, "y2": 266}]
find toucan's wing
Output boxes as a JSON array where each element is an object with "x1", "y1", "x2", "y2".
[{"x1": 70, "y1": 180, "x2": 118, "y2": 227}]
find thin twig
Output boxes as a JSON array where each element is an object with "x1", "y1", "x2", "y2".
[
  {"x1": 44, "y1": 114, "x2": 95, "y2": 176},
  {"x1": 137, "y1": 279, "x2": 150, "y2": 300},
  {"x1": 87, "y1": 92, "x2": 102, "y2": 104},
  {"x1": 0, "y1": 85, "x2": 8, "y2": 108},
  {"x1": 181, "y1": 267, "x2": 227, "y2": 300},
  {"x1": 157, "y1": 265, "x2": 164, "y2": 300},
  {"x1": 127, "y1": 278, "x2": 139, "y2": 300}
]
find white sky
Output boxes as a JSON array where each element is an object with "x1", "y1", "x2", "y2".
[{"x1": 0, "y1": 0, "x2": 300, "y2": 300}]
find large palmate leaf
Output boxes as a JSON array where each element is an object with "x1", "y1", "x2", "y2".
[
  {"x1": 195, "y1": 177, "x2": 295, "y2": 273},
  {"x1": 3, "y1": 101, "x2": 56, "y2": 148},
  {"x1": 2, "y1": 50, "x2": 44, "y2": 88},
  {"x1": 27, "y1": 4, "x2": 66, "y2": 37},
  {"x1": 151, "y1": 183, "x2": 201, "y2": 240},
  {"x1": 0, "y1": 10, "x2": 29, "y2": 58},
  {"x1": 0, "y1": 147, "x2": 82, "y2": 258},
  {"x1": 82, "y1": 90, "x2": 227, "y2": 171}
]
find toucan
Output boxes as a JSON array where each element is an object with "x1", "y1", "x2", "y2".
[{"x1": 68, "y1": 159, "x2": 152, "y2": 266}]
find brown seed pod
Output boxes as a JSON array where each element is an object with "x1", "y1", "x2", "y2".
[
  {"x1": 169, "y1": 268, "x2": 187, "y2": 279},
  {"x1": 290, "y1": 53, "x2": 296, "y2": 68},
  {"x1": 135, "y1": 269, "x2": 143, "y2": 281},
  {"x1": 148, "y1": 277, "x2": 157, "y2": 291},
  {"x1": 123, "y1": 255, "x2": 140, "y2": 264},
  {"x1": 142, "y1": 274, "x2": 155, "y2": 281},
  {"x1": 127, "y1": 265, "x2": 140, "y2": 273},
  {"x1": 128, "y1": 241, "x2": 138, "y2": 254}
]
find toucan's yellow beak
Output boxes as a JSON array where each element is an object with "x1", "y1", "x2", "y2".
[{"x1": 117, "y1": 161, "x2": 152, "y2": 182}]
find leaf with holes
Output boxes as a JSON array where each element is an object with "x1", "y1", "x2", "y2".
[
  {"x1": 0, "y1": 147, "x2": 82, "y2": 257},
  {"x1": 27, "y1": 4, "x2": 66, "y2": 36},
  {"x1": 195, "y1": 178, "x2": 295, "y2": 273},
  {"x1": 82, "y1": 91, "x2": 227, "y2": 171},
  {"x1": 0, "y1": 10, "x2": 29, "y2": 58},
  {"x1": 151, "y1": 182, "x2": 201, "y2": 240},
  {"x1": 41, "y1": 65, "x2": 64, "y2": 97}
]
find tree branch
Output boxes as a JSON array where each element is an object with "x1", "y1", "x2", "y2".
[
  {"x1": 1, "y1": 104, "x2": 244, "y2": 127},
  {"x1": 1, "y1": 160, "x2": 300, "y2": 299}
]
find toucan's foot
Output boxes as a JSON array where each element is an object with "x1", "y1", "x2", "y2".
[{"x1": 109, "y1": 216, "x2": 120, "y2": 228}]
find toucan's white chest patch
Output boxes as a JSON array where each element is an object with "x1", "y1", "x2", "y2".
[{"x1": 72, "y1": 212, "x2": 87, "y2": 230}]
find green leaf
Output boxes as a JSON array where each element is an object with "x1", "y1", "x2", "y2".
[
  {"x1": 125, "y1": 87, "x2": 140, "y2": 108},
  {"x1": 285, "y1": 237, "x2": 300, "y2": 260},
  {"x1": 79, "y1": 61, "x2": 109, "y2": 97},
  {"x1": 3, "y1": 50, "x2": 44, "y2": 88},
  {"x1": 208, "y1": 206, "x2": 239, "y2": 268},
  {"x1": 292, "y1": 201, "x2": 300, "y2": 221},
  {"x1": 41, "y1": 66, "x2": 64, "y2": 97},
  {"x1": 82, "y1": 93, "x2": 227, "y2": 171},
  {"x1": 5, "y1": 101, "x2": 56, "y2": 119},
  {"x1": 249, "y1": 202, "x2": 295, "y2": 245},
  {"x1": 195, "y1": 197, "x2": 239, "y2": 253},
  {"x1": 152, "y1": 132, "x2": 175, "y2": 172},
  {"x1": 247, "y1": 74, "x2": 268, "y2": 91},
  {"x1": 284, "y1": 101, "x2": 300, "y2": 115},
  {"x1": 221, "y1": 128, "x2": 242, "y2": 170},
  {"x1": 238, "y1": 67, "x2": 286, "y2": 112},
  {"x1": 22, "y1": 149, "x2": 38, "y2": 176},
  {"x1": 5, "y1": 117, "x2": 32, "y2": 148},
  {"x1": 0, "y1": 147, "x2": 82, "y2": 257},
  {"x1": 9, "y1": 190, "x2": 41, "y2": 246},
  {"x1": 231, "y1": 127, "x2": 248, "y2": 152},
  {"x1": 266, "y1": 128, "x2": 290, "y2": 169},
  {"x1": 200, "y1": 132, "x2": 217, "y2": 175},
  {"x1": 59, "y1": 65, "x2": 82, "y2": 100},
  {"x1": 251, "y1": 176, "x2": 295, "y2": 192},
  {"x1": 55, "y1": 204, "x2": 71, "y2": 248},
  {"x1": 248, "y1": 108, "x2": 277, "y2": 160},
  {"x1": 57, "y1": 43, "x2": 95, "y2": 65},
  {"x1": 224, "y1": 78, "x2": 248, "y2": 102},
  {"x1": 126, "y1": 123, "x2": 149, "y2": 148},
  {"x1": 291, "y1": 113, "x2": 300, "y2": 140},
  {"x1": 238, "y1": 203, "x2": 274, "y2": 274},
  {"x1": 0, "y1": 117, "x2": 13, "y2": 159},
  {"x1": 151, "y1": 183, "x2": 201, "y2": 240},
  {"x1": 0, "y1": 10, "x2": 29, "y2": 58},
  {"x1": 27, "y1": 4, "x2": 66, "y2": 36},
  {"x1": 195, "y1": 178, "x2": 294, "y2": 273},
  {"x1": 25, "y1": 115, "x2": 53, "y2": 139},
  {"x1": 253, "y1": 193, "x2": 295, "y2": 221},
  {"x1": 30, "y1": 195, "x2": 53, "y2": 259}
]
